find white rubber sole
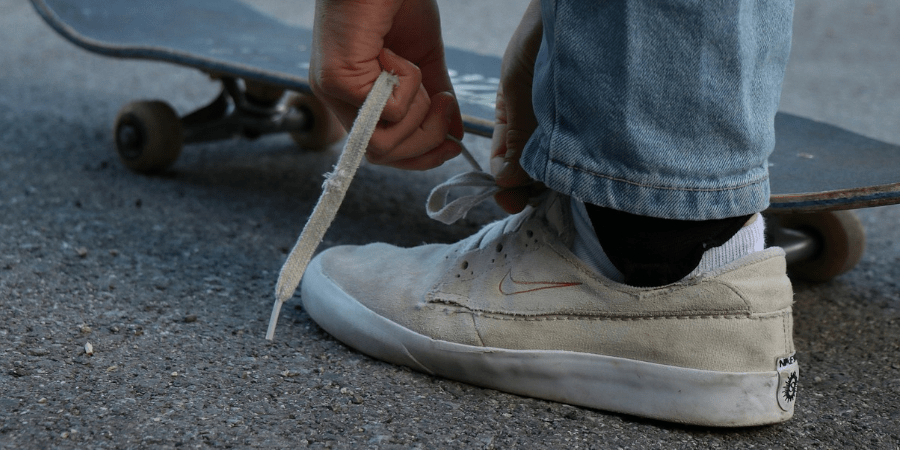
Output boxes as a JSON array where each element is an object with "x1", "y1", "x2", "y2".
[{"x1": 300, "y1": 257, "x2": 795, "y2": 427}]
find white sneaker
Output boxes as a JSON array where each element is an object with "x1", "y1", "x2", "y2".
[{"x1": 299, "y1": 192, "x2": 798, "y2": 426}]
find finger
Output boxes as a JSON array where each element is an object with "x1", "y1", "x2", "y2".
[
  {"x1": 413, "y1": 45, "x2": 463, "y2": 140},
  {"x1": 367, "y1": 91, "x2": 462, "y2": 166},
  {"x1": 490, "y1": 124, "x2": 508, "y2": 175},
  {"x1": 310, "y1": 49, "x2": 423, "y2": 126},
  {"x1": 494, "y1": 129, "x2": 534, "y2": 188},
  {"x1": 365, "y1": 84, "x2": 431, "y2": 160},
  {"x1": 494, "y1": 185, "x2": 540, "y2": 214},
  {"x1": 382, "y1": 138, "x2": 463, "y2": 171},
  {"x1": 375, "y1": 48, "x2": 427, "y2": 123},
  {"x1": 449, "y1": 101, "x2": 464, "y2": 141},
  {"x1": 490, "y1": 87, "x2": 510, "y2": 162}
]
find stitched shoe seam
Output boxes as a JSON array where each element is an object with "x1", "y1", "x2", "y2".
[
  {"x1": 470, "y1": 313, "x2": 787, "y2": 322},
  {"x1": 783, "y1": 314, "x2": 787, "y2": 354},
  {"x1": 783, "y1": 311, "x2": 792, "y2": 354},
  {"x1": 437, "y1": 309, "x2": 790, "y2": 322}
]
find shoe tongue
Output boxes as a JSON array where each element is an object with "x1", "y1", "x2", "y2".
[
  {"x1": 519, "y1": 191, "x2": 572, "y2": 241},
  {"x1": 544, "y1": 193, "x2": 571, "y2": 237}
]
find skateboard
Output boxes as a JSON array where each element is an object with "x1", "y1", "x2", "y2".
[{"x1": 32, "y1": 0, "x2": 900, "y2": 282}]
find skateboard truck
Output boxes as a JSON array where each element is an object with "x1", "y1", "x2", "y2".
[
  {"x1": 178, "y1": 77, "x2": 309, "y2": 144},
  {"x1": 765, "y1": 211, "x2": 866, "y2": 282},
  {"x1": 768, "y1": 225, "x2": 818, "y2": 266},
  {"x1": 113, "y1": 77, "x2": 344, "y2": 174}
]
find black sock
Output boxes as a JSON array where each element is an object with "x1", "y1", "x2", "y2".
[{"x1": 584, "y1": 205, "x2": 752, "y2": 287}]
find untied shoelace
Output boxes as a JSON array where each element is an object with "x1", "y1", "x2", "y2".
[{"x1": 267, "y1": 71, "x2": 500, "y2": 340}]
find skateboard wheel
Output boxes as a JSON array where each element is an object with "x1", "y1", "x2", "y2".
[
  {"x1": 779, "y1": 210, "x2": 866, "y2": 282},
  {"x1": 114, "y1": 100, "x2": 183, "y2": 173},
  {"x1": 286, "y1": 93, "x2": 345, "y2": 150}
]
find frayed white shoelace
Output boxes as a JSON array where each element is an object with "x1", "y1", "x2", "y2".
[{"x1": 266, "y1": 71, "x2": 499, "y2": 340}]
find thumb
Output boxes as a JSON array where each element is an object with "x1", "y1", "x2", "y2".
[{"x1": 490, "y1": 86, "x2": 535, "y2": 189}]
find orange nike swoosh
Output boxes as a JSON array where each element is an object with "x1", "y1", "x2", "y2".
[{"x1": 498, "y1": 270, "x2": 582, "y2": 295}]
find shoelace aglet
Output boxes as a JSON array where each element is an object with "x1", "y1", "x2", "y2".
[
  {"x1": 266, "y1": 71, "x2": 399, "y2": 341},
  {"x1": 265, "y1": 300, "x2": 283, "y2": 341}
]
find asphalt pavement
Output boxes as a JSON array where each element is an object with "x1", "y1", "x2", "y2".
[{"x1": 1, "y1": 0, "x2": 899, "y2": 448}]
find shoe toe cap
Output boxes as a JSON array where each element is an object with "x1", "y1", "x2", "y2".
[{"x1": 304, "y1": 243, "x2": 486, "y2": 347}]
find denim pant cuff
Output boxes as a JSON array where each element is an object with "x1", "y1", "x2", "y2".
[{"x1": 526, "y1": 154, "x2": 771, "y2": 221}]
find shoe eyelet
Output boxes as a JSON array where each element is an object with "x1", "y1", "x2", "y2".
[
  {"x1": 461, "y1": 261, "x2": 469, "y2": 270},
  {"x1": 526, "y1": 230, "x2": 534, "y2": 238},
  {"x1": 496, "y1": 243, "x2": 503, "y2": 253}
]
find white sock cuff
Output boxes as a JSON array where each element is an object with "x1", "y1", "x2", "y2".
[{"x1": 691, "y1": 213, "x2": 765, "y2": 276}]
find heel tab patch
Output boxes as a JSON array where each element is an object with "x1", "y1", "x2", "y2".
[{"x1": 776, "y1": 355, "x2": 799, "y2": 411}]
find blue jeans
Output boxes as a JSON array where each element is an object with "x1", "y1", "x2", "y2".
[{"x1": 520, "y1": 0, "x2": 795, "y2": 220}]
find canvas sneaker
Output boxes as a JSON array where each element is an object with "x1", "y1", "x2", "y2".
[{"x1": 299, "y1": 191, "x2": 798, "y2": 426}]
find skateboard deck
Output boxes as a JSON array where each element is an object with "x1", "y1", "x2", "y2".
[
  {"x1": 32, "y1": 0, "x2": 900, "y2": 280},
  {"x1": 30, "y1": 0, "x2": 498, "y2": 137}
]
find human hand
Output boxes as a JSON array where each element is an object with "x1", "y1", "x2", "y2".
[
  {"x1": 309, "y1": 0, "x2": 464, "y2": 170},
  {"x1": 490, "y1": 0, "x2": 544, "y2": 213}
]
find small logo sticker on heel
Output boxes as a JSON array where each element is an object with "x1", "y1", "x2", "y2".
[{"x1": 776, "y1": 355, "x2": 799, "y2": 411}]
